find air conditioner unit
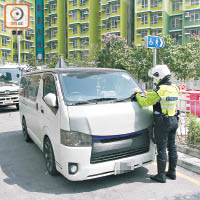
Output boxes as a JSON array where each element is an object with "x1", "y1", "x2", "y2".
[
  {"x1": 185, "y1": 12, "x2": 190, "y2": 18},
  {"x1": 184, "y1": 32, "x2": 190, "y2": 35},
  {"x1": 136, "y1": 33, "x2": 141, "y2": 36}
]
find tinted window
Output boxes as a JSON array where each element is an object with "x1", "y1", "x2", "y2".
[
  {"x1": 28, "y1": 75, "x2": 41, "y2": 101},
  {"x1": 43, "y1": 74, "x2": 57, "y2": 97}
]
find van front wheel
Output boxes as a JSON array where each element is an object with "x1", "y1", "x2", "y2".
[
  {"x1": 22, "y1": 118, "x2": 32, "y2": 143},
  {"x1": 43, "y1": 138, "x2": 58, "y2": 176}
]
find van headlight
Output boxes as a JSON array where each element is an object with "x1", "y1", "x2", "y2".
[{"x1": 60, "y1": 130, "x2": 92, "y2": 147}]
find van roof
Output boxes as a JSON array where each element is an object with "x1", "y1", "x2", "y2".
[{"x1": 23, "y1": 67, "x2": 125, "y2": 76}]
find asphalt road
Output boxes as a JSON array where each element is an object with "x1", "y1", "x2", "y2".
[{"x1": 0, "y1": 106, "x2": 200, "y2": 200}]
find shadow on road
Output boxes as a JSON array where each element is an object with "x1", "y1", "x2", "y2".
[
  {"x1": 0, "y1": 130, "x2": 153, "y2": 195},
  {"x1": 0, "y1": 106, "x2": 18, "y2": 113}
]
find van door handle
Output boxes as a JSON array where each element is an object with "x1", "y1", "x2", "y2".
[
  {"x1": 40, "y1": 106, "x2": 44, "y2": 114},
  {"x1": 36, "y1": 103, "x2": 38, "y2": 111}
]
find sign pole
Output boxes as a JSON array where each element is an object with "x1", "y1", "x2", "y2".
[{"x1": 153, "y1": 48, "x2": 156, "y2": 68}]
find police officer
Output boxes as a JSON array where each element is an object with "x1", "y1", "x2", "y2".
[{"x1": 134, "y1": 65, "x2": 179, "y2": 183}]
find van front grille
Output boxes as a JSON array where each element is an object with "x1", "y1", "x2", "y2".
[
  {"x1": 90, "y1": 129, "x2": 150, "y2": 164},
  {"x1": 90, "y1": 146, "x2": 149, "y2": 164}
]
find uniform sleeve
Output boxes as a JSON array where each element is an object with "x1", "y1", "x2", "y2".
[{"x1": 135, "y1": 91, "x2": 160, "y2": 107}]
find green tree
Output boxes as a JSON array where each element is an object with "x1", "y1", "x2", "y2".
[
  {"x1": 46, "y1": 54, "x2": 68, "y2": 68},
  {"x1": 96, "y1": 34, "x2": 128, "y2": 69},
  {"x1": 27, "y1": 51, "x2": 42, "y2": 70}
]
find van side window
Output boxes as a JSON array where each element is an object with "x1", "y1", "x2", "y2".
[
  {"x1": 20, "y1": 77, "x2": 30, "y2": 98},
  {"x1": 28, "y1": 75, "x2": 41, "y2": 101},
  {"x1": 43, "y1": 74, "x2": 57, "y2": 97}
]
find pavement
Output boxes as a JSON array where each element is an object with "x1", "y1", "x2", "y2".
[{"x1": 177, "y1": 144, "x2": 200, "y2": 175}]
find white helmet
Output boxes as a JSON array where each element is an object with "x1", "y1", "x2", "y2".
[{"x1": 148, "y1": 65, "x2": 171, "y2": 81}]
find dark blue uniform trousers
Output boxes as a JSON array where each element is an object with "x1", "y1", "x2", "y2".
[{"x1": 154, "y1": 115, "x2": 178, "y2": 161}]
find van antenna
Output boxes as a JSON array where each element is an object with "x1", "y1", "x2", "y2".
[{"x1": 56, "y1": 57, "x2": 67, "y2": 68}]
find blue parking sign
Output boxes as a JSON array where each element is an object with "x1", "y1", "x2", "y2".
[{"x1": 145, "y1": 36, "x2": 165, "y2": 48}]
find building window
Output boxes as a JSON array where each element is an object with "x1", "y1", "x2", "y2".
[
  {"x1": 171, "y1": 32, "x2": 181, "y2": 45},
  {"x1": 150, "y1": 29, "x2": 162, "y2": 35},
  {"x1": 52, "y1": 4, "x2": 56, "y2": 11},
  {"x1": 38, "y1": 42, "x2": 42, "y2": 48},
  {"x1": 25, "y1": 30, "x2": 31, "y2": 40},
  {"x1": 52, "y1": 42, "x2": 57, "y2": 49},
  {"x1": 141, "y1": 14, "x2": 148, "y2": 25},
  {"x1": 112, "y1": 18, "x2": 118, "y2": 28},
  {"x1": 106, "y1": 6, "x2": 110, "y2": 15},
  {"x1": 52, "y1": 29, "x2": 57, "y2": 37},
  {"x1": 13, "y1": 55, "x2": 18, "y2": 62},
  {"x1": 80, "y1": 38, "x2": 88, "y2": 48},
  {"x1": 80, "y1": 0, "x2": 85, "y2": 6},
  {"x1": 141, "y1": 30, "x2": 147, "y2": 38},
  {"x1": 1, "y1": 6, "x2": 4, "y2": 16},
  {"x1": 73, "y1": 10, "x2": 77, "y2": 20},
  {"x1": 80, "y1": 11, "x2": 85, "y2": 20},
  {"x1": 81, "y1": 25, "x2": 87, "y2": 34},
  {"x1": 38, "y1": 29, "x2": 42, "y2": 36},
  {"x1": 37, "y1": 17, "x2": 41, "y2": 24},
  {"x1": 73, "y1": 0, "x2": 77, "y2": 6},
  {"x1": 52, "y1": 17, "x2": 57, "y2": 24},
  {"x1": 142, "y1": 0, "x2": 148, "y2": 8},
  {"x1": 73, "y1": 25, "x2": 78, "y2": 34},
  {"x1": 73, "y1": 39, "x2": 78, "y2": 48},
  {"x1": 172, "y1": 16, "x2": 181, "y2": 28},
  {"x1": 172, "y1": 0, "x2": 181, "y2": 11},
  {"x1": 80, "y1": 51, "x2": 89, "y2": 60},
  {"x1": 106, "y1": 20, "x2": 111, "y2": 30},
  {"x1": 26, "y1": 42, "x2": 31, "y2": 49},
  {"x1": 150, "y1": 14, "x2": 158, "y2": 24},
  {"x1": 2, "y1": 37, "x2": 7, "y2": 46},
  {"x1": 151, "y1": 0, "x2": 157, "y2": 8},
  {"x1": 1, "y1": 21, "x2": 6, "y2": 32},
  {"x1": 2, "y1": 50, "x2": 8, "y2": 60},
  {"x1": 188, "y1": 29, "x2": 199, "y2": 35},
  {"x1": 112, "y1": 3, "x2": 118, "y2": 13},
  {"x1": 71, "y1": 52, "x2": 78, "y2": 60},
  {"x1": 190, "y1": 11, "x2": 199, "y2": 22},
  {"x1": 37, "y1": 5, "x2": 41, "y2": 11},
  {"x1": 13, "y1": 43, "x2": 17, "y2": 49},
  {"x1": 191, "y1": 0, "x2": 199, "y2": 5}
]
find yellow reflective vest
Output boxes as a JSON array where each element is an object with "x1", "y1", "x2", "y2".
[{"x1": 136, "y1": 84, "x2": 179, "y2": 116}]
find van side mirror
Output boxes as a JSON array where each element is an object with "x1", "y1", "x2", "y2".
[{"x1": 44, "y1": 93, "x2": 57, "y2": 107}]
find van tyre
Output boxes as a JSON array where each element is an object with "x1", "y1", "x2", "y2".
[
  {"x1": 16, "y1": 103, "x2": 19, "y2": 110},
  {"x1": 43, "y1": 137, "x2": 58, "y2": 176},
  {"x1": 22, "y1": 118, "x2": 32, "y2": 143}
]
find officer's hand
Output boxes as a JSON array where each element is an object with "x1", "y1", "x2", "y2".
[{"x1": 133, "y1": 88, "x2": 139, "y2": 95}]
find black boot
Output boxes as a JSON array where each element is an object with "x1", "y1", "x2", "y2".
[
  {"x1": 166, "y1": 157, "x2": 177, "y2": 180},
  {"x1": 150, "y1": 159, "x2": 166, "y2": 183}
]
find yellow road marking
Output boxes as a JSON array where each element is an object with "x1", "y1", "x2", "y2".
[{"x1": 152, "y1": 162, "x2": 200, "y2": 186}]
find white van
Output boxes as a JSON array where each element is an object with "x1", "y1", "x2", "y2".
[
  {"x1": 19, "y1": 68, "x2": 155, "y2": 181},
  {"x1": 0, "y1": 64, "x2": 21, "y2": 110}
]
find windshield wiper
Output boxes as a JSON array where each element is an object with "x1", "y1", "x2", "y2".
[
  {"x1": 115, "y1": 94, "x2": 136, "y2": 102},
  {"x1": 70, "y1": 97, "x2": 118, "y2": 105}
]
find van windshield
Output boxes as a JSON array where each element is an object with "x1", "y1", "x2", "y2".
[
  {"x1": 0, "y1": 68, "x2": 20, "y2": 85},
  {"x1": 60, "y1": 70, "x2": 143, "y2": 105}
]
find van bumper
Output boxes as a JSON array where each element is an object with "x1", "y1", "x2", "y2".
[{"x1": 58, "y1": 141, "x2": 155, "y2": 181}]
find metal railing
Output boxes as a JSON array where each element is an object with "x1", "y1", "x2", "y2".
[{"x1": 177, "y1": 98, "x2": 200, "y2": 149}]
